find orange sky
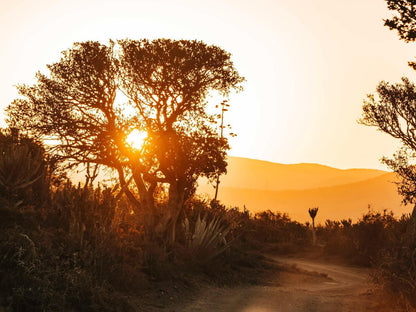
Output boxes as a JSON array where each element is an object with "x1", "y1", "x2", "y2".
[{"x1": 1, "y1": 0, "x2": 415, "y2": 170}]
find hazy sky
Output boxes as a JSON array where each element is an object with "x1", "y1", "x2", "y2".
[{"x1": 1, "y1": 0, "x2": 415, "y2": 170}]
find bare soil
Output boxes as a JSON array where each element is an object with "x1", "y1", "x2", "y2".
[{"x1": 155, "y1": 256, "x2": 390, "y2": 312}]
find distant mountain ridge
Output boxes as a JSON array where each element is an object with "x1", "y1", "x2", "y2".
[
  {"x1": 212, "y1": 156, "x2": 387, "y2": 191},
  {"x1": 197, "y1": 157, "x2": 410, "y2": 223}
]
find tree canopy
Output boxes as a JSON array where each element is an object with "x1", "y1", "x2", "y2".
[
  {"x1": 361, "y1": 78, "x2": 416, "y2": 204},
  {"x1": 7, "y1": 39, "x2": 244, "y2": 241}
]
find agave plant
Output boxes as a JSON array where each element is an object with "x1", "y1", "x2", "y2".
[
  {"x1": 184, "y1": 213, "x2": 231, "y2": 262},
  {"x1": 0, "y1": 143, "x2": 46, "y2": 207}
]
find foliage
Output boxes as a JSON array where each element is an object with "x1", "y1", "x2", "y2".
[
  {"x1": 361, "y1": 78, "x2": 416, "y2": 151},
  {"x1": 373, "y1": 213, "x2": 416, "y2": 310},
  {"x1": 361, "y1": 79, "x2": 416, "y2": 204},
  {"x1": 360, "y1": 4, "x2": 416, "y2": 308},
  {"x1": 240, "y1": 209, "x2": 309, "y2": 253},
  {"x1": 361, "y1": 3, "x2": 416, "y2": 208},
  {"x1": 0, "y1": 132, "x2": 314, "y2": 310},
  {"x1": 0, "y1": 183, "x2": 141, "y2": 311},
  {"x1": 183, "y1": 213, "x2": 231, "y2": 264},
  {"x1": 320, "y1": 210, "x2": 416, "y2": 310},
  {"x1": 12, "y1": 163, "x2": 416, "y2": 311},
  {"x1": 1, "y1": 158, "x2": 300, "y2": 311},
  {"x1": 0, "y1": 129, "x2": 50, "y2": 207},
  {"x1": 385, "y1": 0, "x2": 416, "y2": 43},
  {"x1": 319, "y1": 210, "x2": 401, "y2": 266},
  {"x1": 382, "y1": 148, "x2": 416, "y2": 205},
  {"x1": 7, "y1": 39, "x2": 244, "y2": 244},
  {"x1": 318, "y1": 210, "x2": 416, "y2": 309}
]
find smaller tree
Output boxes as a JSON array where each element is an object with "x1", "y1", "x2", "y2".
[
  {"x1": 360, "y1": 78, "x2": 416, "y2": 213},
  {"x1": 360, "y1": 0, "x2": 416, "y2": 215},
  {"x1": 308, "y1": 207, "x2": 318, "y2": 245}
]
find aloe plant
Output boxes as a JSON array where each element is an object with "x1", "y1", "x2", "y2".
[
  {"x1": 184, "y1": 213, "x2": 231, "y2": 262},
  {"x1": 0, "y1": 142, "x2": 46, "y2": 206},
  {"x1": 309, "y1": 207, "x2": 319, "y2": 245}
]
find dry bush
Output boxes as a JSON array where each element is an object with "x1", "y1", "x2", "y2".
[
  {"x1": 318, "y1": 209, "x2": 416, "y2": 310},
  {"x1": 240, "y1": 210, "x2": 309, "y2": 253},
  {"x1": 0, "y1": 137, "x2": 144, "y2": 311},
  {"x1": 0, "y1": 207, "x2": 136, "y2": 312},
  {"x1": 318, "y1": 210, "x2": 402, "y2": 266},
  {"x1": 372, "y1": 214, "x2": 416, "y2": 311}
]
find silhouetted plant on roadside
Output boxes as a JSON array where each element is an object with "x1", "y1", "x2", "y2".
[
  {"x1": 183, "y1": 213, "x2": 231, "y2": 264},
  {"x1": 308, "y1": 207, "x2": 318, "y2": 245}
]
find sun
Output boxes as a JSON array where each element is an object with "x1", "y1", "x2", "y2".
[{"x1": 126, "y1": 129, "x2": 147, "y2": 150}]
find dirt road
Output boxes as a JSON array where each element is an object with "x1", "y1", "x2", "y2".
[{"x1": 168, "y1": 256, "x2": 381, "y2": 312}]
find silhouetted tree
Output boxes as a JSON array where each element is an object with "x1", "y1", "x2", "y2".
[
  {"x1": 361, "y1": 2, "x2": 416, "y2": 213},
  {"x1": 361, "y1": 79, "x2": 416, "y2": 208},
  {"x1": 308, "y1": 207, "x2": 318, "y2": 245},
  {"x1": 7, "y1": 39, "x2": 244, "y2": 242},
  {"x1": 363, "y1": 5, "x2": 416, "y2": 307}
]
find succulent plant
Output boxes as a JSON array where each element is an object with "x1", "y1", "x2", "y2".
[
  {"x1": 0, "y1": 139, "x2": 46, "y2": 207},
  {"x1": 308, "y1": 207, "x2": 319, "y2": 245},
  {"x1": 184, "y1": 213, "x2": 231, "y2": 263}
]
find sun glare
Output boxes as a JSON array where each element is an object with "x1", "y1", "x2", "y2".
[{"x1": 126, "y1": 129, "x2": 147, "y2": 150}]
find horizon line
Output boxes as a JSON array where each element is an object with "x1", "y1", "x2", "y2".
[{"x1": 226, "y1": 154, "x2": 391, "y2": 172}]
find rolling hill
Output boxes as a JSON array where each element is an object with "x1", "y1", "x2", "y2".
[{"x1": 197, "y1": 157, "x2": 410, "y2": 223}]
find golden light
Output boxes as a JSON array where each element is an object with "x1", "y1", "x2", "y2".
[{"x1": 126, "y1": 129, "x2": 147, "y2": 150}]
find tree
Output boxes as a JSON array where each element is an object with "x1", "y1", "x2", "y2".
[
  {"x1": 361, "y1": 78, "x2": 416, "y2": 205},
  {"x1": 7, "y1": 39, "x2": 244, "y2": 242},
  {"x1": 360, "y1": 1, "x2": 416, "y2": 212}
]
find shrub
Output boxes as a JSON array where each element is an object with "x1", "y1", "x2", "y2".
[
  {"x1": 372, "y1": 213, "x2": 416, "y2": 310},
  {"x1": 319, "y1": 210, "x2": 403, "y2": 266}
]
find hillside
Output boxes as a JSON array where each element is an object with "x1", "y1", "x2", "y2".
[
  {"x1": 197, "y1": 157, "x2": 410, "y2": 223},
  {"x1": 210, "y1": 157, "x2": 387, "y2": 191}
]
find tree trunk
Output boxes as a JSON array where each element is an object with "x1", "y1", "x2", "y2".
[
  {"x1": 132, "y1": 173, "x2": 157, "y2": 237},
  {"x1": 116, "y1": 166, "x2": 156, "y2": 237},
  {"x1": 155, "y1": 179, "x2": 185, "y2": 245},
  {"x1": 411, "y1": 204, "x2": 416, "y2": 232}
]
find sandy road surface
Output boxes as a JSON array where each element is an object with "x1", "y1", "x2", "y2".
[{"x1": 168, "y1": 257, "x2": 381, "y2": 312}]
